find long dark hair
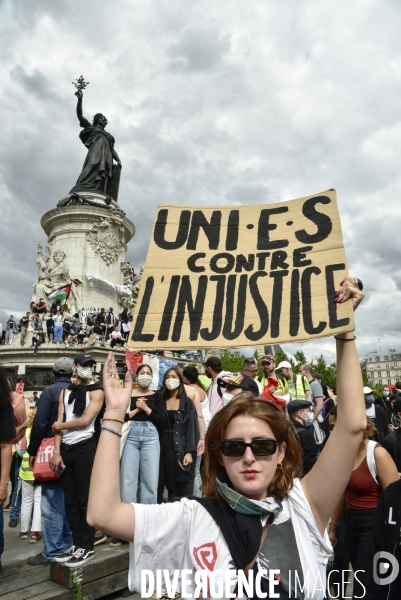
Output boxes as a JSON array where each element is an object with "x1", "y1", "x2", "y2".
[
  {"x1": 0, "y1": 366, "x2": 13, "y2": 408},
  {"x1": 161, "y1": 367, "x2": 186, "y2": 401}
]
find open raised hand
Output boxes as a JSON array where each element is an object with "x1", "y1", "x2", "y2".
[{"x1": 102, "y1": 352, "x2": 132, "y2": 417}]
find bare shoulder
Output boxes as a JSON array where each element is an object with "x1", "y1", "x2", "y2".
[
  {"x1": 90, "y1": 388, "x2": 105, "y2": 402},
  {"x1": 184, "y1": 384, "x2": 195, "y2": 400}
]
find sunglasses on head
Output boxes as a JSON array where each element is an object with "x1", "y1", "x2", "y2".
[
  {"x1": 220, "y1": 438, "x2": 278, "y2": 457},
  {"x1": 261, "y1": 360, "x2": 274, "y2": 366}
]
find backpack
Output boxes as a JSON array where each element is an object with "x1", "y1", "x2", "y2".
[{"x1": 11, "y1": 392, "x2": 29, "y2": 444}]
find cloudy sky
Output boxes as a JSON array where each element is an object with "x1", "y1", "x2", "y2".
[{"x1": 0, "y1": 0, "x2": 400, "y2": 362}]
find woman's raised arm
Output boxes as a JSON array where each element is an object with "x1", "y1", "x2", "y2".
[
  {"x1": 87, "y1": 352, "x2": 135, "y2": 541},
  {"x1": 301, "y1": 277, "x2": 366, "y2": 536}
]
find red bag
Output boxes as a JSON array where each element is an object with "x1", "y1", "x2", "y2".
[
  {"x1": 33, "y1": 437, "x2": 60, "y2": 482},
  {"x1": 11, "y1": 392, "x2": 29, "y2": 443}
]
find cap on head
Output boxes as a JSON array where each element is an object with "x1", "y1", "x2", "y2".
[
  {"x1": 74, "y1": 353, "x2": 96, "y2": 366},
  {"x1": 217, "y1": 372, "x2": 259, "y2": 395},
  {"x1": 53, "y1": 357, "x2": 73, "y2": 375},
  {"x1": 287, "y1": 400, "x2": 312, "y2": 416},
  {"x1": 204, "y1": 356, "x2": 222, "y2": 370},
  {"x1": 277, "y1": 361, "x2": 292, "y2": 370},
  {"x1": 262, "y1": 354, "x2": 276, "y2": 362},
  {"x1": 363, "y1": 386, "x2": 374, "y2": 394}
]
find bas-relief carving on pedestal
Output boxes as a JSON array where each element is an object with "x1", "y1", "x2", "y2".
[
  {"x1": 87, "y1": 209, "x2": 127, "y2": 265},
  {"x1": 32, "y1": 246, "x2": 83, "y2": 315},
  {"x1": 119, "y1": 263, "x2": 143, "y2": 312}
]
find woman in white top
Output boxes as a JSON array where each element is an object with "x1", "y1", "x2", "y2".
[{"x1": 88, "y1": 277, "x2": 366, "y2": 599}]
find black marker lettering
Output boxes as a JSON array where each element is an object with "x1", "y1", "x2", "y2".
[
  {"x1": 186, "y1": 210, "x2": 221, "y2": 251},
  {"x1": 200, "y1": 276, "x2": 226, "y2": 341},
  {"x1": 222, "y1": 275, "x2": 247, "y2": 340},
  {"x1": 132, "y1": 277, "x2": 155, "y2": 342},
  {"x1": 293, "y1": 246, "x2": 313, "y2": 268},
  {"x1": 270, "y1": 271, "x2": 289, "y2": 338},
  {"x1": 257, "y1": 207, "x2": 289, "y2": 250},
  {"x1": 172, "y1": 275, "x2": 208, "y2": 342},
  {"x1": 270, "y1": 250, "x2": 289, "y2": 271},
  {"x1": 226, "y1": 210, "x2": 239, "y2": 251},
  {"x1": 289, "y1": 269, "x2": 300, "y2": 337},
  {"x1": 325, "y1": 264, "x2": 350, "y2": 329},
  {"x1": 187, "y1": 253, "x2": 206, "y2": 273},
  {"x1": 301, "y1": 267, "x2": 327, "y2": 334},
  {"x1": 235, "y1": 254, "x2": 255, "y2": 273},
  {"x1": 295, "y1": 196, "x2": 332, "y2": 244},
  {"x1": 255, "y1": 252, "x2": 271, "y2": 270},
  {"x1": 210, "y1": 253, "x2": 235, "y2": 274},
  {"x1": 154, "y1": 209, "x2": 191, "y2": 250},
  {"x1": 158, "y1": 276, "x2": 181, "y2": 341},
  {"x1": 244, "y1": 272, "x2": 269, "y2": 341}
]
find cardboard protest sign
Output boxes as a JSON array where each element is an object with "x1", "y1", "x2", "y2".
[{"x1": 127, "y1": 189, "x2": 354, "y2": 350}]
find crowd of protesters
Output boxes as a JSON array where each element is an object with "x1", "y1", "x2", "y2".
[
  {"x1": 0, "y1": 303, "x2": 133, "y2": 352},
  {"x1": 1, "y1": 280, "x2": 401, "y2": 597}
]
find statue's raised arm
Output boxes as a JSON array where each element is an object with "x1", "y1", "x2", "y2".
[{"x1": 68, "y1": 77, "x2": 122, "y2": 202}]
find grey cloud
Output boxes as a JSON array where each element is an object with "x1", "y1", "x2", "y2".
[{"x1": 166, "y1": 27, "x2": 231, "y2": 72}]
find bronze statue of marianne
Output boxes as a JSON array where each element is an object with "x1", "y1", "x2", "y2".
[{"x1": 69, "y1": 85, "x2": 122, "y2": 202}]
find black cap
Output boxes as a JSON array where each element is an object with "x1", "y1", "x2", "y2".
[
  {"x1": 205, "y1": 356, "x2": 222, "y2": 370},
  {"x1": 74, "y1": 353, "x2": 96, "y2": 365},
  {"x1": 287, "y1": 400, "x2": 312, "y2": 416}
]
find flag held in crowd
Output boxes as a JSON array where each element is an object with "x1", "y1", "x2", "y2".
[
  {"x1": 127, "y1": 190, "x2": 354, "y2": 350},
  {"x1": 45, "y1": 284, "x2": 72, "y2": 301}
]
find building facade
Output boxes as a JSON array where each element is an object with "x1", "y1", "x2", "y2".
[{"x1": 361, "y1": 349, "x2": 400, "y2": 386}]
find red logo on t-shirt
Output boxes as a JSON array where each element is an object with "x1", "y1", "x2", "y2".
[{"x1": 193, "y1": 542, "x2": 217, "y2": 572}]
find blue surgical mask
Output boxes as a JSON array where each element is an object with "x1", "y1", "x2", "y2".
[
  {"x1": 365, "y1": 395, "x2": 375, "y2": 404},
  {"x1": 383, "y1": 391, "x2": 390, "y2": 397},
  {"x1": 304, "y1": 411, "x2": 314, "y2": 426}
]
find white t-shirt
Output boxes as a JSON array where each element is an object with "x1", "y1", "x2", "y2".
[{"x1": 129, "y1": 479, "x2": 332, "y2": 599}]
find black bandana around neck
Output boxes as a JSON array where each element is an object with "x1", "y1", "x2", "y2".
[{"x1": 67, "y1": 383, "x2": 102, "y2": 416}]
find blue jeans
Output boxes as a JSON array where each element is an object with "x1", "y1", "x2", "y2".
[
  {"x1": 9, "y1": 458, "x2": 22, "y2": 520},
  {"x1": 41, "y1": 482, "x2": 73, "y2": 561},
  {"x1": 120, "y1": 421, "x2": 160, "y2": 504},
  {"x1": 193, "y1": 455, "x2": 202, "y2": 498},
  {"x1": 0, "y1": 505, "x2": 3, "y2": 560},
  {"x1": 53, "y1": 326, "x2": 63, "y2": 343}
]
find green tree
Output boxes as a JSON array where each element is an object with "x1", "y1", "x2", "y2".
[
  {"x1": 292, "y1": 350, "x2": 307, "y2": 374},
  {"x1": 218, "y1": 349, "x2": 246, "y2": 373}
]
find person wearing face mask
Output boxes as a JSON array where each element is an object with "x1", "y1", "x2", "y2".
[
  {"x1": 110, "y1": 365, "x2": 165, "y2": 547},
  {"x1": 157, "y1": 367, "x2": 199, "y2": 503},
  {"x1": 217, "y1": 373, "x2": 259, "y2": 406},
  {"x1": 287, "y1": 401, "x2": 319, "y2": 476},
  {"x1": 375, "y1": 384, "x2": 392, "y2": 413},
  {"x1": 203, "y1": 357, "x2": 231, "y2": 416},
  {"x1": 49, "y1": 354, "x2": 104, "y2": 567},
  {"x1": 364, "y1": 386, "x2": 390, "y2": 443}
]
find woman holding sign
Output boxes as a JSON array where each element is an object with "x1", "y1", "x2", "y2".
[{"x1": 88, "y1": 277, "x2": 365, "y2": 599}]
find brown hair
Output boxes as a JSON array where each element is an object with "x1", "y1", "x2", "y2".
[
  {"x1": 202, "y1": 393, "x2": 302, "y2": 504},
  {"x1": 161, "y1": 367, "x2": 186, "y2": 401}
]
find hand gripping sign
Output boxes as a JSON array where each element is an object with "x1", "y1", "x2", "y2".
[{"x1": 127, "y1": 189, "x2": 354, "y2": 350}]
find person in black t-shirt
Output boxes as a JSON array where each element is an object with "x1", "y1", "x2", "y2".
[{"x1": 0, "y1": 367, "x2": 17, "y2": 570}]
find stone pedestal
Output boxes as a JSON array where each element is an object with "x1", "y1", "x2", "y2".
[{"x1": 37, "y1": 191, "x2": 135, "y2": 314}]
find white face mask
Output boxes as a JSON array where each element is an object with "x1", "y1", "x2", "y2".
[
  {"x1": 76, "y1": 366, "x2": 93, "y2": 381},
  {"x1": 165, "y1": 378, "x2": 180, "y2": 391},
  {"x1": 222, "y1": 391, "x2": 234, "y2": 405},
  {"x1": 137, "y1": 373, "x2": 153, "y2": 388}
]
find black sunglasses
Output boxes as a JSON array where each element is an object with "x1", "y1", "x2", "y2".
[
  {"x1": 220, "y1": 438, "x2": 278, "y2": 457},
  {"x1": 261, "y1": 360, "x2": 274, "y2": 366}
]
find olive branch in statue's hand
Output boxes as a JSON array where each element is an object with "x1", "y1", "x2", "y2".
[{"x1": 72, "y1": 75, "x2": 89, "y2": 98}]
